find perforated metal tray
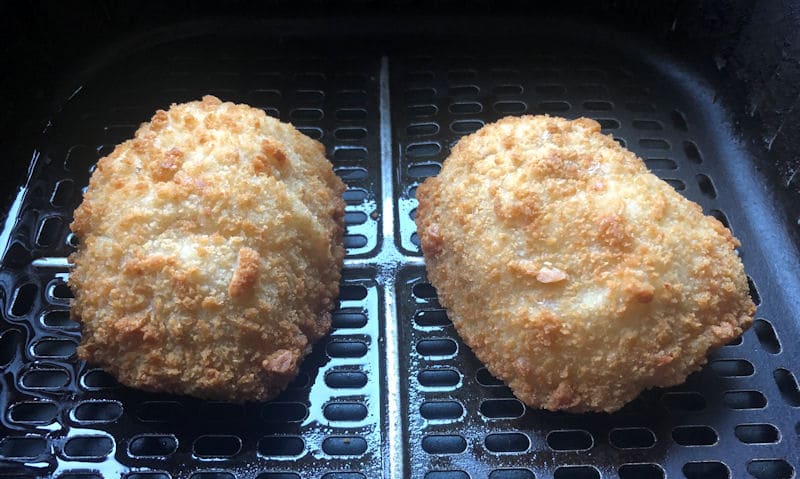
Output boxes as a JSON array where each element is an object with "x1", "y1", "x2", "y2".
[{"x1": 1, "y1": 19, "x2": 799, "y2": 479}]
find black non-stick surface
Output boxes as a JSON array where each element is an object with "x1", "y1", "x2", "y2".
[{"x1": 1, "y1": 21, "x2": 799, "y2": 479}]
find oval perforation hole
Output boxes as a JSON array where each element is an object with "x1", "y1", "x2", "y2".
[
  {"x1": 262, "y1": 402, "x2": 307, "y2": 422},
  {"x1": 339, "y1": 285, "x2": 367, "y2": 301},
  {"x1": 671, "y1": 110, "x2": 689, "y2": 131},
  {"x1": 325, "y1": 371, "x2": 367, "y2": 389},
  {"x1": 547, "y1": 430, "x2": 593, "y2": 451},
  {"x1": 49, "y1": 282, "x2": 73, "y2": 300},
  {"x1": 334, "y1": 127, "x2": 367, "y2": 141},
  {"x1": 747, "y1": 276, "x2": 761, "y2": 305},
  {"x1": 553, "y1": 465, "x2": 600, "y2": 479},
  {"x1": 735, "y1": 423, "x2": 779, "y2": 444},
  {"x1": 36, "y1": 216, "x2": 64, "y2": 247},
  {"x1": 450, "y1": 85, "x2": 479, "y2": 97},
  {"x1": 683, "y1": 140, "x2": 703, "y2": 163},
  {"x1": 407, "y1": 142, "x2": 441, "y2": 158},
  {"x1": 344, "y1": 211, "x2": 368, "y2": 226},
  {"x1": 405, "y1": 88, "x2": 436, "y2": 103},
  {"x1": 0, "y1": 436, "x2": 47, "y2": 459},
  {"x1": 9, "y1": 401, "x2": 57, "y2": 425},
  {"x1": 450, "y1": 120, "x2": 484, "y2": 134},
  {"x1": 33, "y1": 338, "x2": 76, "y2": 358},
  {"x1": 193, "y1": 435, "x2": 241, "y2": 458},
  {"x1": 326, "y1": 340, "x2": 368, "y2": 358},
  {"x1": 415, "y1": 309, "x2": 450, "y2": 327},
  {"x1": 11, "y1": 283, "x2": 37, "y2": 317},
  {"x1": 42, "y1": 310, "x2": 79, "y2": 330},
  {"x1": 476, "y1": 367, "x2": 505, "y2": 386},
  {"x1": 625, "y1": 102, "x2": 656, "y2": 112},
  {"x1": 640, "y1": 138, "x2": 670, "y2": 149},
  {"x1": 416, "y1": 338, "x2": 457, "y2": 357},
  {"x1": 344, "y1": 234, "x2": 368, "y2": 248},
  {"x1": 321, "y1": 436, "x2": 367, "y2": 456},
  {"x1": 319, "y1": 474, "x2": 364, "y2": 479},
  {"x1": 493, "y1": 84, "x2": 523, "y2": 96},
  {"x1": 595, "y1": 118, "x2": 620, "y2": 129},
  {"x1": 450, "y1": 102, "x2": 482, "y2": 114},
  {"x1": 257, "y1": 474, "x2": 300, "y2": 479},
  {"x1": 190, "y1": 472, "x2": 234, "y2": 479},
  {"x1": 73, "y1": 400, "x2": 123, "y2": 423},
  {"x1": 336, "y1": 108, "x2": 367, "y2": 121},
  {"x1": 425, "y1": 472, "x2": 468, "y2": 479},
  {"x1": 63, "y1": 436, "x2": 113, "y2": 459},
  {"x1": 332, "y1": 311, "x2": 367, "y2": 329},
  {"x1": 480, "y1": 399, "x2": 524, "y2": 419},
  {"x1": 290, "y1": 108, "x2": 324, "y2": 121},
  {"x1": 618, "y1": 464, "x2": 664, "y2": 479},
  {"x1": 422, "y1": 435, "x2": 466, "y2": 454},
  {"x1": 633, "y1": 119, "x2": 663, "y2": 130},
  {"x1": 774, "y1": 368, "x2": 800, "y2": 406},
  {"x1": 709, "y1": 209, "x2": 730, "y2": 229},
  {"x1": 583, "y1": 100, "x2": 613, "y2": 111},
  {"x1": 683, "y1": 461, "x2": 729, "y2": 479},
  {"x1": 407, "y1": 123, "x2": 440, "y2": 137},
  {"x1": 710, "y1": 359, "x2": 754, "y2": 377},
  {"x1": 296, "y1": 127, "x2": 322, "y2": 140},
  {"x1": 609, "y1": 427, "x2": 656, "y2": 449},
  {"x1": 747, "y1": 459, "x2": 794, "y2": 479},
  {"x1": 407, "y1": 104, "x2": 438, "y2": 117},
  {"x1": 411, "y1": 232, "x2": 420, "y2": 246},
  {"x1": 661, "y1": 391, "x2": 706, "y2": 411},
  {"x1": 21, "y1": 368, "x2": 69, "y2": 389},
  {"x1": 0, "y1": 330, "x2": 20, "y2": 366},
  {"x1": 128, "y1": 435, "x2": 178, "y2": 458},
  {"x1": 420, "y1": 401, "x2": 463, "y2": 420},
  {"x1": 81, "y1": 369, "x2": 119, "y2": 389},
  {"x1": 334, "y1": 147, "x2": 367, "y2": 162},
  {"x1": 336, "y1": 90, "x2": 366, "y2": 105},
  {"x1": 753, "y1": 319, "x2": 780, "y2": 353},
  {"x1": 413, "y1": 283, "x2": 437, "y2": 299},
  {"x1": 645, "y1": 158, "x2": 677, "y2": 170},
  {"x1": 418, "y1": 369, "x2": 460, "y2": 387},
  {"x1": 485, "y1": 433, "x2": 529, "y2": 453},
  {"x1": 408, "y1": 162, "x2": 441, "y2": 178},
  {"x1": 539, "y1": 101, "x2": 570, "y2": 112},
  {"x1": 324, "y1": 402, "x2": 368, "y2": 422},
  {"x1": 493, "y1": 101, "x2": 526, "y2": 114},
  {"x1": 258, "y1": 436, "x2": 304, "y2": 457},
  {"x1": 342, "y1": 188, "x2": 368, "y2": 205},
  {"x1": 489, "y1": 469, "x2": 534, "y2": 479},
  {"x1": 724, "y1": 390, "x2": 767, "y2": 409},
  {"x1": 665, "y1": 178, "x2": 686, "y2": 191},
  {"x1": 128, "y1": 473, "x2": 171, "y2": 479},
  {"x1": 696, "y1": 174, "x2": 717, "y2": 198},
  {"x1": 135, "y1": 401, "x2": 184, "y2": 423},
  {"x1": 672, "y1": 425, "x2": 718, "y2": 446}
]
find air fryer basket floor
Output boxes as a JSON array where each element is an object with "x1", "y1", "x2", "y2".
[{"x1": 1, "y1": 20, "x2": 798, "y2": 479}]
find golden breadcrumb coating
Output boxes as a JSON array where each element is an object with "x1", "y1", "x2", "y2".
[
  {"x1": 69, "y1": 96, "x2": 345, "y2": 402},
  {"x1": 415, "y1": 115, "x2": 755, "y2": 413}
]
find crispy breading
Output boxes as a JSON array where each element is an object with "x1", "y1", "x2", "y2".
[
  {"x1": 69, "y1": 96, "x2": 345, "y2": 402},
  {"x1": 415, "y1": 115, "x2": 755, "y2": 413}
]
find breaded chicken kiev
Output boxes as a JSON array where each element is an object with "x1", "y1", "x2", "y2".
[
  {"x1": 69, "y1": 96, "x2": 345, "y2": 402},
  {"x1": 415, "y1": 115, "x2": 755, "y2": 413}
]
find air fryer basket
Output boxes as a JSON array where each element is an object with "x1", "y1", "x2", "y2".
[{"x1": 1, "y1": 13, "x2": 799, "y2": 479}]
